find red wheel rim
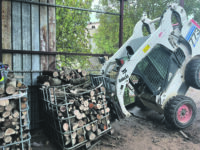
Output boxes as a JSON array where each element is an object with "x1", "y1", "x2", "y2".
[{"x1": 177, "y1": 104, "x2": 193, "y2": 123}]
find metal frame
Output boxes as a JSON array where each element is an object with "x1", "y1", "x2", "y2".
[
  {"x1": 2, "y1": 49, "x2": 112, "y2": 56},
  {"x1": 40, "y1": 84, "x2": 111, "y2": 150},
  {"x1": 119, "y1": 0, "x2": 124, "y2": 48},
  {"x1": 5, "y1": 0, "x2": 120, "y2": 16},
  {"x1": 0, "y1": 0, "x2": 2, "y2": 62},
  {"x1": 0, "y1": 0, "x2": 122, "y2": 72}
]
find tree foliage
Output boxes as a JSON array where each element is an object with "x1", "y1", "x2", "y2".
[
  {"x1": 93, "y1": 0, "x2": 200, "y2": 54},
  {"x1": 56, "y1": 0, "x2": 93, "y2": 69}
]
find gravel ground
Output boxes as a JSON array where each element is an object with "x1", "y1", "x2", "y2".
[{"x1": 92, "y1": 87, "x2": 200, "y2": 150}]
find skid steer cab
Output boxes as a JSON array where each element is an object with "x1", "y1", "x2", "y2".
[{"x1": 91, "y1": 3, "x2": 200, "y2": 129}]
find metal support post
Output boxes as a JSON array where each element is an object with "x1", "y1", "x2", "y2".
[
  {"x1": 179, "y1": 0, "x2": 184, "y2": 7},
  {"x1": 119, "y1": 0, "x2": 124, "y2": 48},
  {"x1": 0, "y1": 0, "x2": 2, "y2": 62}
]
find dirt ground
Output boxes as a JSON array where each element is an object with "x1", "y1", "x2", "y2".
[{"x1": 31, "y1": 88, "x2": 200, "y2": 150}]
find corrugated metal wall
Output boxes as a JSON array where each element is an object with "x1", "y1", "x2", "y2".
[
  {"x1": 1, "y1": 0, "x2": 56, "y2": 129},
  {"x1": 1, "y1": 0, "x2": 56, "y2": 86}
]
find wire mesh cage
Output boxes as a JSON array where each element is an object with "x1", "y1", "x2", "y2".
[
  {"x1": 40, "y1": 83, "x2": 112, "y2": 150},
  {"x1": 0, "y1": 88, "x2": 31, "y2": 150}
]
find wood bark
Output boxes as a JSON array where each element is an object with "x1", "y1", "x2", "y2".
[
  {"x1": 86, "y1": 131, "x2": 96, "y2": 141},
  {"x1": 0, "y1": 99, "x2": 9, "y2": 106},
  {"x1": 6, "y1": 78, "x2": 16, "y2": 95}
]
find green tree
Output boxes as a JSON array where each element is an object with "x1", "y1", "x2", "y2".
[
  {"x1": 56, "y1": 0, "x2": 93, "y2": 69},
  {"x1": 94, "y1": 0, "x2": 200, "y2": 54}
]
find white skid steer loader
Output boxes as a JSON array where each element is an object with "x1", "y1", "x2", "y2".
[{"x1": 90, "y1": 3, "x2": 199, "y2": 129}]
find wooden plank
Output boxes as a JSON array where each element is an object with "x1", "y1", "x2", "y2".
[
  {"x1": 48, "y1": 0, "x2": 56, "y2": 71},
  {"x1": 12, "y1": 2, "x2": 22, "y2": 78},
  {"x1": 40, "y1": 0, "x2": 48, "y2": 71},
  {"x1": 2, "y1": 1, "x2": 12, "y2": 69},
  {"x1": 31, "y1": 0, "x2": 40, "y2": 85},
  {"x1": 22, "y1": 3, "x2": 31, "y2": 85}
]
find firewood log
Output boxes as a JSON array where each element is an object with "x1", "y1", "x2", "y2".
[
  {"x1": 72, "y1": 138, "x2": 76, "y2": 145},
  {"x1": 91, "y1": 124, "x2": 97, "y2": 132},
  {"x1": 90, "y1": 90, "x2": 95, "y2": 97},
  {"x1": 86, "y1": 131, "x2": 96, "y2": 141},
  {"x1": 2, "y1": 111, "x2": 10, "y2": 118},
  {"x1": 70, "y1": 77, "x2": 87, "y2": 85},
  {"x1": 0, "y1": 105, "x2": 4, "y2": 113},
  {"x1": 85, "y1": 124, "x2": 91, "y2": 132},
  {"x1": 4, "y1": 135, "x2": 12, "y2": 143},
  {"x1": 0, "y1": 117, "x2": 5, "y2": 122},
  {"x1": 6, "y1": 78, "x2": 16, "y2": 95},
  {"x1": 0, "y1": 99, "x2": 9, "y2": 106},
  {"x1": 23, "y1": 133, "x2": 28, "y2": 139},
  {"x1": 5, "y1": 128, "x2": 16, "y2": 136},
  {"x1": 83, "y1": 101, "x2": 89, "y2": 107},
  {"x1": 21, "y1": 102, "x2": 27, "y2": 109},
  {"x1": 60, "y1": 106, "x2": 66, "y2": 112},
  {"x1": 65, "y1": 136, "x2": 71, "y2": 146},
  {"x1": 97, "y1": 114, "x2": 103, "y2": 120},
  {"x1": 0, "y1": 131, "x2": 4, "y2": 139},
  {"x1": 95, "y1": 104, "x2": 102, "y2": 110},
  {"x1": 53, "y1": 71, "x2": 59, "y2": 78},
  {"x1": 99, "y1": 124, "x2": 107, "y2": 131},
  {"x1": 81, "y1": 113, "x2": 86, "y2": 118},
  {"x1": 72, "y1": 123, "x2": 79, "y2": 131},
  {"x1": 97, "y1": 129, "x2": 101, "y2": 136},
  {"x1": 0, "y1": 83, "x2": 5, "y2": 94},
  {"x1": 101, "y1": 109, "x2": 105, "y2": 114},
  {"x1": 3, "y1": 120, "x2": 12, "y2": 128},
  {"x1": 78, "y1": 135, "x2": 85, "y2": 143},
  {"x1": 78, "y1": 120, "x2": 85, "y2": 127},
  {"x1": 105, "y1": 107, "x2": 110, "y2": 113},
  {"x1": 49, "y1": 77, "x2": 62, "y2": 86},
  {"x1": 12, "y1": 121, "x2": 19, "y2": 126},
  {"x1": 63, "y1": 123, "x2": 69, "y2": 132},
  {"x1": 73, "y1": 110, "x2": 82, "y2": 120},
  {"x1": 71, "y1": 132, "x2": 77, "y2": 139},
  {"x1": 5, "y1": 104, "x2": 14, "y2": 111},
  {"x1": 90, "y1": 115, "x2": 96, "y2": 121},
  {"x1": 80, "y1": 70, "x2": 87, "y2": 77},
  {"x1": 79, "y1": 105, "x2": 84, "y2": 111},
  {"x1": 43, "y1": 81, "x2": 50, "y2": 87}
]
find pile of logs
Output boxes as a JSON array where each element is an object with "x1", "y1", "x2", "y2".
[
  {"x1": 0, "y1": 73, "x2": 26, "y2": 96},
  {"x1": 41, "y1": 68, "x2": 111, "y2": 148},
  {"x1": 0, "y1": 73, "x2": 30, "y2": 149},
  {"x1": 37, "y1": 67, "x2": 88, "y2": 87}
]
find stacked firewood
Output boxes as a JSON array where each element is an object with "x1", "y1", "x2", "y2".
[
  {"x1": 41, "y1": 68, "x2": 111, "y2": 148},
  {"x1": 0, "y1": 73, "x2": 26, "y2": 96},
  {"x1": 0, "y1": 73, "x2": 30, "y2": 149},
  {"x1": 37, "y1": 67, "x2": 88, "y2": 87}
]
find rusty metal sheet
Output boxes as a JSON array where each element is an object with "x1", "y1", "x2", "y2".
[
  {"x1": 2, "y1": 1, "x2": 12, "y2": 69},
  {"x1": 12, "y1": 2, "x2": 22, "y2": 79},
  {"x1": 40, "y1": 0, "x2": 48, "y2": 71},
  {"x1": 22, "y1": 3, "x2": 31, "y2": 85},
  {"x1": 48, "y1": 0, "x2": 56, "y2": 71},
  {"x1": 31, "y1": 0, "x2": 40, "y2": 85}
]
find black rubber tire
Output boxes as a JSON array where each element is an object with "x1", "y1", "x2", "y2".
[
  {"x1": 164, "y1": 95, "x2": 196, "y2": 129},
  {"x1": 185, "y1": 58, "x2": 200, "y2": 89}
]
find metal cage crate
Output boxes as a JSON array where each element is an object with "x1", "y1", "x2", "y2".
[
  {"x1": 0, "y1": 88, "x2": 31, "y2": 150},
  {"x1": 40, "y1": 84, "x2": 111, "y2": 150}
]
